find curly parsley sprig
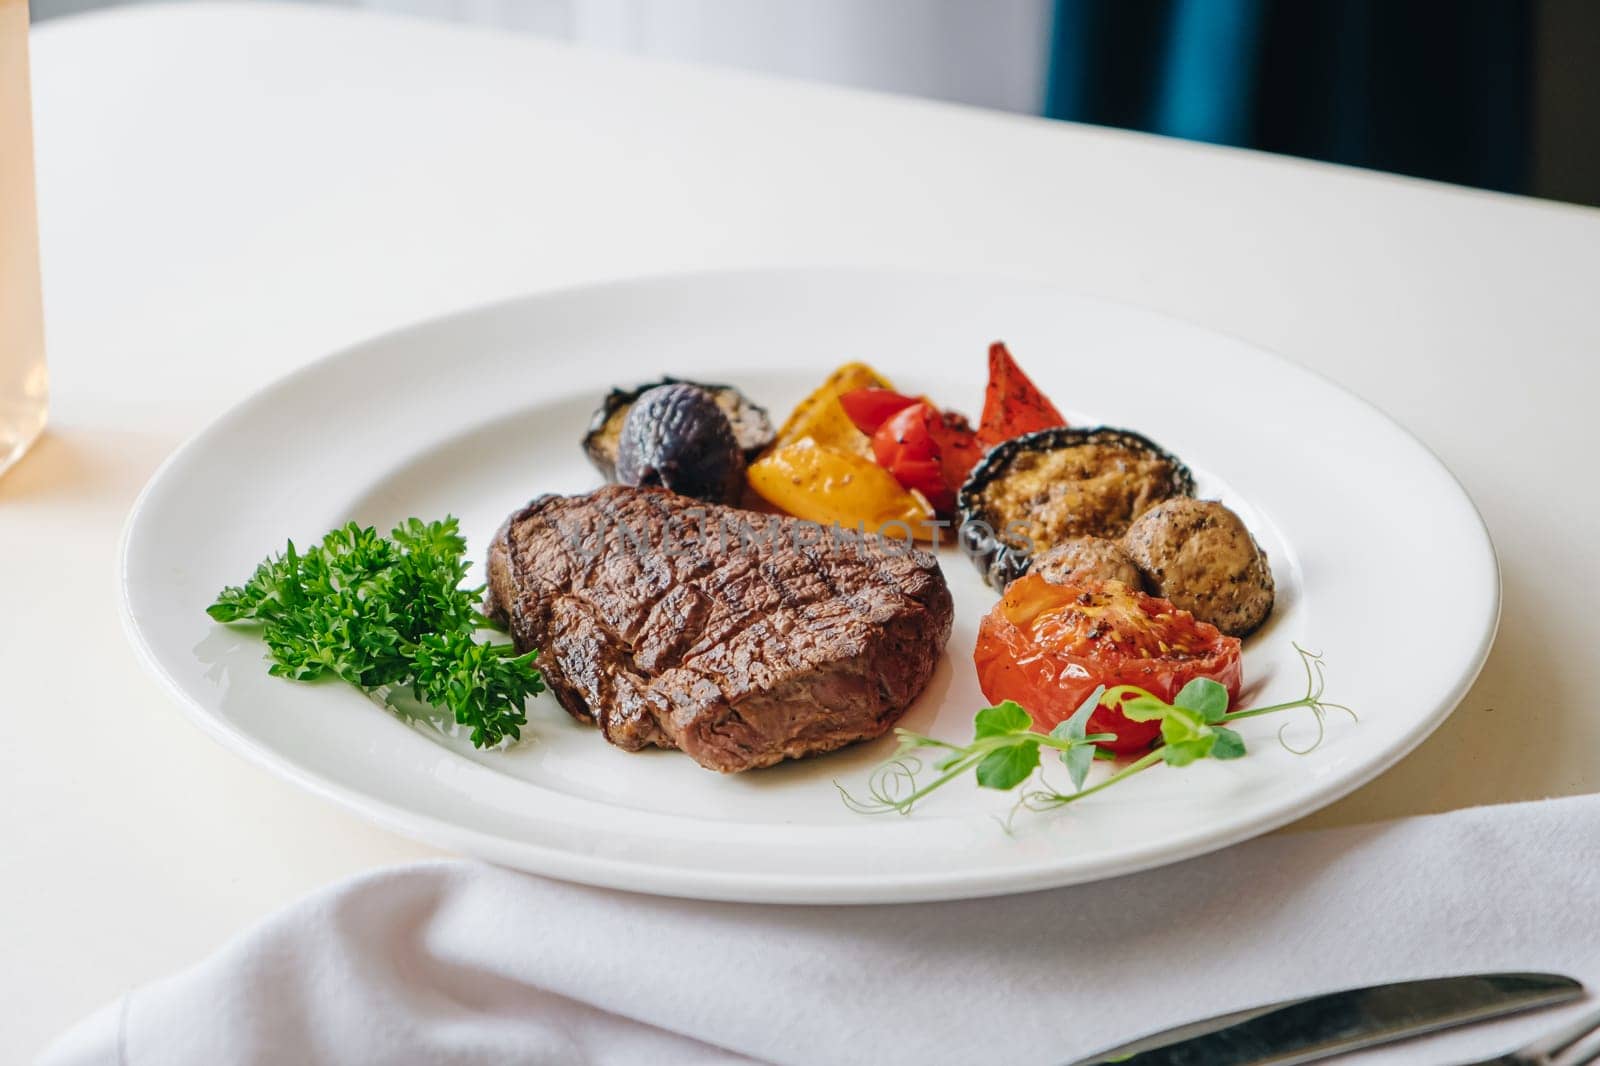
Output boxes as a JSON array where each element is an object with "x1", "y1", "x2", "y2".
[
  {"x1": 207, "y1": 517, "x2": 544, "y2": 747},
  {"x1": 838, "y1": 643, "x2": 1352, "y2": 825}
]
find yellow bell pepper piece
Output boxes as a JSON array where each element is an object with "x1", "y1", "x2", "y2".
[
  {"x1": 771, "y1": 362, "x2": 892, "y2": 459},
  {"x1": 746, "y1": 438, "x2": 933, "y2": 538}
]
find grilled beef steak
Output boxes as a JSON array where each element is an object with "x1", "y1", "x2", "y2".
[{"x1": 486, "y1": 485, "x2": 954, "y2": 772}]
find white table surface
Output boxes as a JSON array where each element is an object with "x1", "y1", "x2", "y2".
[{"x1": 6, "y1": 3, "x2": 1600, "y2": 1060}]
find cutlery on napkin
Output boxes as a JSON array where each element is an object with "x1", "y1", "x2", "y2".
[{"x1": 38, "y1": 792, "x2": 1600, "y2": 1066}]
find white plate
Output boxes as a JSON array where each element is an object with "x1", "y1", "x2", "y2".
[{"x1": 121, "y1": 269, "x2": 1498, "y2": 904}]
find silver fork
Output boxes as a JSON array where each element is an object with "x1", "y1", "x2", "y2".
[{"x1": 1469, "y1": 1004, "x2": 1600, "y2": 1065}]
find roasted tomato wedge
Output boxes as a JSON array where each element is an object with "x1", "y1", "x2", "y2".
[
  {"x1": 842, "y1": 390, "x2": 982, "y2": 516},
  {"x1": 839, "y1": 388, "x2": 920, "y2": 436},
  {"x1": 926, "y1": 407, "x2": 981, "y2": 490},
  {"x1": 973, "y1": 575, "x2": 1242, "y2": 753},
  {"x1": 977, "y1": 342, "x2": 1068, "y2": 448},
  {"x1": 872, "y1": 402, "x2": 959, "y2": 513}
]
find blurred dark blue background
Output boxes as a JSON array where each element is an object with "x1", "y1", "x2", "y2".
[{"x1": 1046, "y1": 0, "x2": 1599, "y2": 205}]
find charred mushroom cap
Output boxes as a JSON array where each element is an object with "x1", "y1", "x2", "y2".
[
  {"x1": 584, "y1": 377, "x2": 773, "y2": 480},
  {"x1": 1122, "y1": 497, "x2": 1275, "y2": 637},
  {"x1": 1031, "y1": 536, "x2": 1144, "y2": 589},
  {"x1": 957, "y1": 426, "x2": 1195, "y2": 590},
  {"x1": 615, "y1": 383, "x2": 747, "y2": 504}
]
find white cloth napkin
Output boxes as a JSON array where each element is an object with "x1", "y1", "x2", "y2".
[{"x1": 40, "y1": 793, "x2": 1600, "y2": 1066}]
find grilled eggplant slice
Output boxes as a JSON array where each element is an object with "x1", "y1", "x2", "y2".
[
  {"x1": 958, "y1": 427, "x2": 1194, "y2": 589},
  {"x1": 584, "y1": 377, "x2": 773, "y2": 480}
]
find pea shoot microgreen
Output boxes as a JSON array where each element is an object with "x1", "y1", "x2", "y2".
[
  {"x1": 207, "y1": 517, "x2": 544, "y2": 748},
  {"x1": 837, "y1": 643, "x2": 1352, "y2": 825}
]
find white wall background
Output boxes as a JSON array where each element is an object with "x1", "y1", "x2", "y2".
[{"x1": 32, "y1": 0, "x2": 1055, "y2": 114}]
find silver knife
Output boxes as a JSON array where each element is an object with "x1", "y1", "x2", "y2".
[{"x1": 1068, "y1": 972, "x2": 1583, "y2": 1065}]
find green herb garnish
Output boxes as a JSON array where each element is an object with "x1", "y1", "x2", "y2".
[
  {"x1": 207, "y1": 517, "x2": 543, "y2": 747},
  {"x1": 839, "y1": 643, "x2": 1351, "y2": 825}
]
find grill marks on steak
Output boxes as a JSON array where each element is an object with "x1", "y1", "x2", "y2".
[{"x1": 485, "y1": 485, "x2": 954, "y2": 772}]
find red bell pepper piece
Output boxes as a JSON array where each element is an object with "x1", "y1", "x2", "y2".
[
  {"x1": 976, "y1": 342, "x2": 1067, "y2": 448},
  {"x1": 838, "y1": 388, "x2": 920, "y2": 437}
]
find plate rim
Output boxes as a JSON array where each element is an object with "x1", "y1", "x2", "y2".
[{"x1": 117, "y1": 265, "x2": 1502, "y2": 904}]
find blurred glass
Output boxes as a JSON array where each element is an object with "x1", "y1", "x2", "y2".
[{"x1": 1, "y1": 0, "x2": 47, "y2": 477}]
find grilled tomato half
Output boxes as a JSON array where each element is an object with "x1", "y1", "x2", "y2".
[{"x1": 973, "y1": 575, "x2": 1242, "y2": 753}]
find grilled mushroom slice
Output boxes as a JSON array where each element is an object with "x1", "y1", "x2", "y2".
[
  {"x1": 957, "y1": 427, "x2": 1194, "y2": 589},
  {"x1": 1031, "y1": 536, "x2": 1144, "y2": 588},
  {"x1": 584, "y1": 377, "x2": 773, "y2": 480},
  {"x1": 1122, "y1": 497, "x2": 1275, "y2": 636}
]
